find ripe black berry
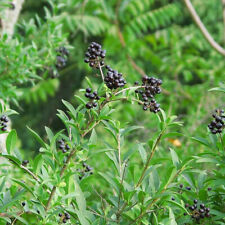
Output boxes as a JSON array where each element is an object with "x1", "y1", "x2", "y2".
[
  {"x1": 65, "y1": 212, "x2": 70, "y2": 219},
  {"x1": 179, "y1": 184, "x2": 183, "y2": 188},
  {"x1": 171, "y1": 197, "x2": 175, "y2": 201},
  {"x1": 208, "y1": 109, "x2": 224, "y2": 134},
  {"x1": 22, "y1": 202, "x2": 26, "y2": 207},
  {"x1": 207, "y1": 187, "x2": 212, "y2": 191},
  {"x1": 22, "y1": 160, "x2": 29, "y2": 166},
  {"x1": 59, "y1": 213, "x2": 62, "y2": 217},
  {"x1": 84, "y1": 42, "x2": 106, "y2": 68},
  {"x1": 62, "y1": 218, "x2": 67, "y2": 223},
  {"x1": 86, "y1": 102, "x2": 92, "y2": 109},
  {"x1": 104, "y1": 65, "x2": 126, "y2": 90},
  {"x1": 200, "y1": 204, "x2": 205, "y2": 209},
  {"x1": 186, "y1": 186, "x2": 191, "y2": 190},
  {"x1": 194, "y1": 199, "x2": 198, "y2": 204},
  {"x1": 86, "y1": 88, "x2": 92, "y2": 93}
]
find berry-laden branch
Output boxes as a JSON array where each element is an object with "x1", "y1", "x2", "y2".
[{"x1": 46, "y1": 41, "x2": 165, "y2": 215}]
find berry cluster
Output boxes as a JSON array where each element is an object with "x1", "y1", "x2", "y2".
[
  {"x1": 208, "y1": 109, "x2": 224, "y2": 134},
  {"x1": 84, "y1": 42, "x2": 106, "y2": 68},
  {"x1": 184, "y1": 200, "x2": 211, "y2": 222},
  {"x1": 78, "y1": 162, "x2": 93, "y2": 180},
  {"x1": 59, "y1": 212, "x2": 70, "y2": 223},
  {"x1": 56, "y1": 46, "x2": 69, "y2": 69},
  {"x1": 22, "y1": 160, "x2": 29, "y2": 167},
  {"x1": 58, "y1": 139, "x2": 70, "y2": 153},
  {"x1": 104, "y1": 65, "x2": 126, "y2": 90},
  {"x1": 84, "y1": 88, "x2": 100, "y2": 109},
  {"x1": 134, "y1": 75, "x2": 162, "y2": 113},
  {"x1": 0, "y1": 115, "x2": 9, "y2": 131}
]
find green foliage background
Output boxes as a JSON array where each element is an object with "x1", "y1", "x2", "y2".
[
  {"x1": 0, "y1": 0, "x2": 225, "y2": 224},
  {"x1": 10, "y1": 0, "x2": 224, "y2": 150}
]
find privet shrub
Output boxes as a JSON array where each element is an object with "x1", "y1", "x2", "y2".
[{"x1": 0, "y1": 42, "x2": 224, "y2": 225}]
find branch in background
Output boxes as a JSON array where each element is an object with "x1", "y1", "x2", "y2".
[
  {"x1": 222, "y1": 0, "x2": 225, "y2": 44},
  {"x1": 183, "y1": 0, "x2": 225, "y2": 56},
  {"x1": 0, "y1": 0, "x2": 25, "y2": 39}
]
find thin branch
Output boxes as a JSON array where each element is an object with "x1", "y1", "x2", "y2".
[
  {"x1": 98, "y1": 63, "x2": 105, "y2": 82},
  {"x1": 20, "y1": 165, "x2": 40, "y2": 183},
  {"x1": 116, "y1": 161, "x2": 127, "y2": 223},
  {"x1": 0, "y1": 0, "x2": 25, "y2": 39},
  {"x1": 115, "y1": 86, "x2": 144, "y2": 96},
  {"x1": 131, "y1": 165, "x2": 186, "y2": 224},
  {"x1": 135, "y1": 130, "x2": 164, "y2": 188},
  {"x1": 117, "y1": 133, "x2": 122, "y2": 176},
  {"x1": 45, "y1": 148, "x2": 77, "y2": 211},
  {"x1": 222, "y1": 0, "x2": 225, "y2": 44},
  {"x1": 183, "y1": 0, "x2": 225, "y2": 56}
]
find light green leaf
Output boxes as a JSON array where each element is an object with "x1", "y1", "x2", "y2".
[
  {"x1": 27, "y1": 126, "x2": 46, "y2": 147},
  {"x1": 6, "y1": 129, "x2": 17, "y2": 154}
]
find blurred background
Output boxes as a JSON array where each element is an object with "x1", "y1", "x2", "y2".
[{"x1": 8, "y1": 0, "x2": 224, "y2": 153}]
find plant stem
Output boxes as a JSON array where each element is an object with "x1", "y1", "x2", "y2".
[
  {"x1": 98, "y1": 63, "x2": 105, "y2": 82},
  {"x1": 131, "y1": 165, "x2": 186, "y2": 224},
  {"x1": 117, "y1": 133, "x2": 122, "y2": 176},
  {"x1": 45, "y1": 148, "x2": 76, "y2": 211},
  {"x1": 219, "y1": 133, "x2": 225, "y2": 150},
  {"x1": 115, "y1": 86, "x2": 144, "y2": 96},
  {"x1": 136, "y1": 130, "x2": 165, "y2": 188}
]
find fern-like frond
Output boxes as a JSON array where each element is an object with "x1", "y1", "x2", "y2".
[
  {"x1": 124, "y1": 3, "x2": 181, "y2": 36},
  {"x1": 120, "y1": 0, "x2": 154, "y2": 21},
  {"x1": 59, "y1": 14, "x2": 110, "y2": 36},
  {"x1": 21, "y1": 79, "x2": 60, "y2": 103}
]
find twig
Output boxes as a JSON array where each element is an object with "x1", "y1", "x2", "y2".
[
  {"x1": 81, "y1": 120, "x2": 101, "y2": 138},
  {"x1": 45, "y1": 148, "x2": 77, "y2": 211},
  {"x1": 116, "y1": 162, "x2": 127, "y2": 223},
  {"x1": 98, "y1": 63, "x2": 105, "y2": 82},
  {"x1": 131, "y1": 165, "x2": 186, "y2": 224},
  {"x1": 117, "y1": 133, "x2": 122, "y2": 176},
  {"x1": 183, "y1": 0, "x2": 225, "y2": 56},
  {"x1": 115, "y1": 86, "x2": 144, "y2": 96},
  {"x1": 222, "y1": 0, "x2": 225, "y2": 45},
  {"x1": 136, "y1": 130, "x2": 165, "y2": 188},
  {"x1": 20, "y1": 165, "x2": 40, "y2": 183}
]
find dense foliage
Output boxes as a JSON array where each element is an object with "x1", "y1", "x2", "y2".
[{"x1": 0, "y1": 0, "x2": 224, "y2": 224}]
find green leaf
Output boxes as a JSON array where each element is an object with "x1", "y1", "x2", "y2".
[
  {"x1": 0, "y1": 154, "x2": 21, "y2": 166},
  {"x1": 6, "y1": 129, "x2": 17, "y2": 154},
  {"x1": 120, "y1": 126, "x2": 143, "y2": 137},
  {"x1": 89, "y1": 129, "x2": 97, "y2": 145},
  {"x1": 169, "y1": 148, "x2": 179, "y2": 168},
  {"x1": 208, "y1": 87, "x2": 225, "y2": 93},
  {"x1": 167, "y1": 200, "x2": 189, "y2": 214},
  {"x1": 168, "y1": 207, "x2": 177, "y2": 225},
  {"x1": 75, "y1": 95, "x2": 86, "y2": 105},
  {"x1": 74, "y1": 178, "x2": 86, "y2": 211},
  {"x1": 137, "y1": 143, "x2": 147, "y2": 163},
  {"x1": 12, "y1": 179, "x2": 36, "y2": 198},
  {"x1": 191, "y1": 137, "x2": 210, "y2": 147},
  {"x1": 62, "y1": 99, "x2": 77, "y2": 120},
  {"x1": 163, "y1": 132, "x2": 183, "y2": 139},
  {"x1": 27, "y1": 126, "x2": 46, "y2": 147},
  {"x1": 45, "y1": 126, "x2": 54, "y2": 142}
]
